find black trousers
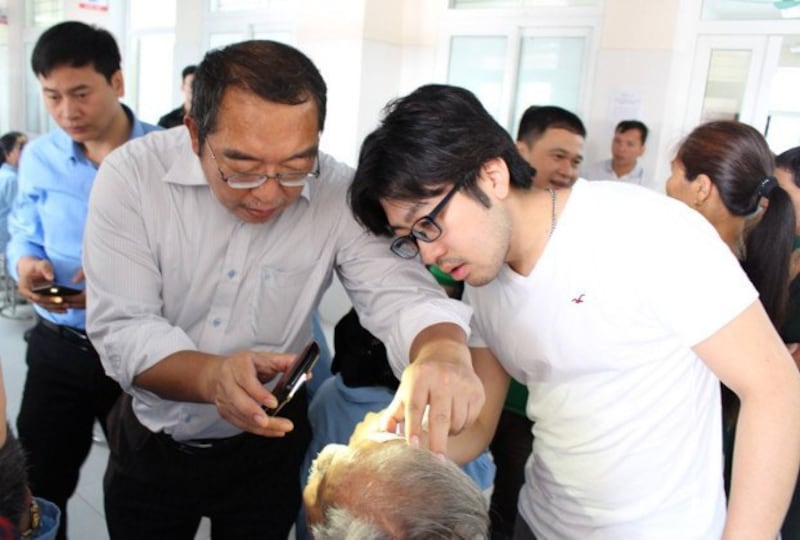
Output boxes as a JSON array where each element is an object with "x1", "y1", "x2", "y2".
[
  {"x1": 16, "y1": 320, "x2": 122, "y2": 540},
  {"x1": 489, "y1": 409, "x2": 534, "y2": 540},
  {"x1": 104, "y1": 390, "x2": 311, "y2": 540}
]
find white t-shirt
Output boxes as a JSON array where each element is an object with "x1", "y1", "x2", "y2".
[{"x1": 466, "y1": 179, "x2": 757, "y2": 539}]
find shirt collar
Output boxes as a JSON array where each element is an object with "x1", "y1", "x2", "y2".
[{"x1": 53, "y1": 103, "x2": 144, "y2": 165}]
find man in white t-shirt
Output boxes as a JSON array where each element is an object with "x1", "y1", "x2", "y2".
[{"x1": 348, "y1": 84, "x2": 800, "y2": 540}]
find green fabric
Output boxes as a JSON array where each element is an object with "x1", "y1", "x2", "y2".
[
  {"x1": 428, "y1": 264, "x2": 459, "y2": 287},
  {"x1": 503, "y1": 379, "x2": 529, "y2": 417}
]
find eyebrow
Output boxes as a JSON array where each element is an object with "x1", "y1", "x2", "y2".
[
  {"x1": 43, "y1": 84, "x2": 91, "y2": 95},
  {"x1": 219, "y1": 144, "x2": 318, "y2": 164}
]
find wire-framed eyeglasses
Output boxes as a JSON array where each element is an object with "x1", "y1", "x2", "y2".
[
  {"x1": 206, "y1": 140, "x2": 320, "y2": 189},
  {"x1": 390, "y1": 181, "x2": 463, "y2": 259}
]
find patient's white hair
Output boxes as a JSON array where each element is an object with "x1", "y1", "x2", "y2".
[{"x1": 309, "y1": 442, "x2": 488, "y2": 539}]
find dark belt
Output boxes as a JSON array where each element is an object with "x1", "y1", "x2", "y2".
[
  {"x1": 155, "y1": 431, "x2": 249, "y2": 456},
  {"x1": 37, "y1": 318, "x2": 93, "y2": 349}
]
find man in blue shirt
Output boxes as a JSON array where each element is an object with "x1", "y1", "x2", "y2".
[
  {"x1": 5, "y1": 21, "x2": 159, "y2": 540},
  {"x1": 0, "y1": 132, "x2": 26, "y2": 256}
]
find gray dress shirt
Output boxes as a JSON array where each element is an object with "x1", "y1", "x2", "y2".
[{"x1": 84, "y1": 127, "x2": 471, "y2": 440}]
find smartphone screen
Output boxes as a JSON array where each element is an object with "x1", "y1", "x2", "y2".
[
  {"x1": 31, "y1": 282, "x2": 82, "y2": 297},
  {"x1": 264, "y1": 341, "x2": 320, "y2": 416}
]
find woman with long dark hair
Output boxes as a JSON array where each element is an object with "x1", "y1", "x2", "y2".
[{"x1": 666, "y1": 120, "x2": 796, "y2": 521}]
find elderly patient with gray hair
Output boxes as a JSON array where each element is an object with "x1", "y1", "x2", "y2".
[{"x1": 303, "y1": 431, "x2": 489, "y2": 539}]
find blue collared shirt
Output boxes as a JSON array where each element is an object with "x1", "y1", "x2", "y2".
[
  {"x1": 6, "y1": 105, "x2": 159, "y2": 328},
  {"x1": 0, "y1": 162, "x2": 18, "y2": 251}
]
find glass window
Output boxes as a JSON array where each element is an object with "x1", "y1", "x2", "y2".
[
  {"x1": 453, "y1": 0, "x2": 598, "y2": 7},
  {"x1": 702, "y1": 0, "x2": 800, "y2": 20},
  {"x1": 209, "y1": 32, "x2": 247, "y2": 49},
  {"x1": 26, "y1": 0, "x2": 62, "y2": 28},
  {"x1": 0, "y1": 26, "x2": 7, "y2": 134},
  {"x1": 765, "y1": 35, "x2": 800, "y2": 153},
  {"x1": 447, "y1": 33, "x2": 587, "y2": 131},
  {"x1": 699, "y1": 49, "x2": 752, "y2": 122},
  {"x1": 448, "y1": 36, "x2": 508, "y2": 124},
  {"x1": 211, "y1": 0, "x2": 290, "y2": 11},
  {"x1": 130, "y1": 0, "x2": 177, "y2": 29},
  {"x1": 512, "y1": 36, "x2": 584, "y2": 129},
  {"x1": 134, "y1": 33, "x2": 176, "y2": 125}
]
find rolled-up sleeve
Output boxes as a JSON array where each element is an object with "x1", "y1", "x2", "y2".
[
  {"x1": 333, "y1": 220, "x2": 472, "y2": 379},
  {"x1": 84, "y1": 153, "x2": 196, "y2": 390}
]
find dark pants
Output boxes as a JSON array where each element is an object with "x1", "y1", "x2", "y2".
[
  {"x1": 16, "y1": 320, "x2": 122, "y2": 540},
  {"x1": 104, "y1": 391, "x2": 311, "y2": 540},
  {"x1": 512, "y1": 514, "x2": 538, "y2": 540},
  {"x1": 489, "y1": 409, "x2": 534, "y2": 540}
]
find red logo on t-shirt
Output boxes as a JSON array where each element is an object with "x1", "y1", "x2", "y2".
[{"x1": 571, "y1": 294, "x2": 586, "y2": 304}]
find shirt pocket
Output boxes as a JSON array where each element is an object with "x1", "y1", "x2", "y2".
[{"x1": 251, "y1": 262, "x2": 317, "y2": 347}]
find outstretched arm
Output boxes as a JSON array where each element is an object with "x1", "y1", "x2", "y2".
[
  {"x1": 379, "y1": 345, "x2": 510, "y2": 462},
  {"x1": 695, "y1": 300, "x2": 800, "y2": 540}
]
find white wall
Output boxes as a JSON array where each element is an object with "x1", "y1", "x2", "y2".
[{"x1": 584, "y1": 0, "x2": 700, "y2": 193}]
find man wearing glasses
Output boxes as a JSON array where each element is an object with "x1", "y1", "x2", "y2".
[
  {"x1": 349, "y1": 84, "x2": 800, "y2": 540},
  {"x1": 83, "y1": 42, "x2": 481, "y2": 539}
]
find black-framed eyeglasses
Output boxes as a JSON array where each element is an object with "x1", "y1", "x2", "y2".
[
  {"x1": 206, "y1": 140, "x2": 320, "y2": 189},
  {"x1": 390, "y1": 181, "x2": 463, "y2": 259}
]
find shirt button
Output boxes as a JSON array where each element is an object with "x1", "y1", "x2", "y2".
[
  {"x1": 227, "y1": 269, "x2": 236, "y2": 279},
  {"x1": 212, "y1": 318, "x2": 221, "y2": 327}
]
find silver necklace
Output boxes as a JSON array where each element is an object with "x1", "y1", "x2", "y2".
[{"x1": 548, "y1": 188, "x2": 557, "y2": 238}]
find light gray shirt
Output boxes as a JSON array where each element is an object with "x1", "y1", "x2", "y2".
[
  {"x1": 583, "y1": 158, "x2": 645, "y2": 185},
  {"x1": 84, "y1": 127, "x2": 471, "y2": 440}
]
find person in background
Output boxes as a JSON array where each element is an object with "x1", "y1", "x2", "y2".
[
  {"x1": 5, "y1": 21, "x2": 159, "y2": 540},
  {"x1": 667, "y1": 118, "x2": 797, "y2": 531},
  {"x1": 773, "y1": 145, "x2": 800, "y2": 539},
  {"x1": 514, "y1": 105, "x2": 585, "y2": 190},
  {"x1": 584, "y1": 120, "x2": 648, "y2": 185},
  {"x1": 0, "y1": 361, "x2": 61, "y2": 540},
  {"x1": 83, "y1": 40, "x2": 480, "y2": 539},
  {"x1": 303, "y1": 432, "x2": 489, "y2": 539},
  {"x1": 0, "y1": 132, "x2": 26, "y2": 255},
  {"x1": 349, "y1": 83, "x2": 800, "y2": 540},
  {"x1": 157, "y1": 64, "x2": 197, "y2": 129},
  {"x1": 776, "y1": 146, "x2": 800, "y2": 345}
]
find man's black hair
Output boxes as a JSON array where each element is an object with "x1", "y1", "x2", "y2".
[
  {"x1": 31, "y1": 21, "x2": 121, "y2": 82},
  {"x1": 181, "y1": 65, "x2": 197, "y2": 80},
  {"x1": 615, "y1": 120, "x2": 648, "y2": 145},
  {"x1": 516, "y1": 105, "x2": 586, "y2": 146},
  {"x1": 349, "y1": 84, "x2": 534, "y2": 237},
  {"x1": 190, "y1": 40, "x2": 326, "y2": 147}
]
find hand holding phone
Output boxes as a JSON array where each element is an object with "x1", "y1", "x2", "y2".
[
  {"x1": 264, "y1": 342, "x2": 320, "y2": 416},
  {"x1": 31, "y1": 282, "x2": 83, "y2": 297}
]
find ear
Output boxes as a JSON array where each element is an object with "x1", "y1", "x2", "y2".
[
  {"x1": 693, "y1": 173, "x2": 713, "y2": 206},
  {"x1": 111, "y1": 70, "x2": 124, "y2": 98},
  {"x1": 515, "y1": 140, "x2": 529, "y2": 157},
  {"x1": 481, "y1": 157, "x2": 511, "y2": 200},
  {"x1": 637, "y1": 144, "x2": 646, "y2": 158},
  {"x1": 185, "y1": 116, "x2": 201, "y2": 155}
]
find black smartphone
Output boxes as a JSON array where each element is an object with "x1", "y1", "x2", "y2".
[
  {"x1": 31, "y1": 282, "x2": 83, "y2": 297},
  {"x1": 264, "y1": 341, "x2": 320, "y2": 416}
]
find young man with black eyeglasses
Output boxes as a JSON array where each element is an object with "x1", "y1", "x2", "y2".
[
  {"x1": 349, "y1": 84, "x2": 800, "y2": 540},
  {"x1": 83, "y1": 41, "x2": 482, "y2": 539}
]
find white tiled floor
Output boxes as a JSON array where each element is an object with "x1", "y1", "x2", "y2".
[{"x1": 0, "y1": 304, "x2": 217, "y2": 539}]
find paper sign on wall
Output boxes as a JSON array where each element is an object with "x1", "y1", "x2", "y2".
[{"x1": 78, "y1": 0, "x2": 109, "y2": 11}]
